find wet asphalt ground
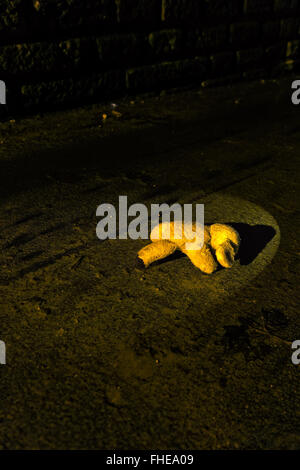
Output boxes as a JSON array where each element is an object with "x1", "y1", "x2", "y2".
[{"x1": 0, "y1": 77, "x2": 299, "y2": 449}]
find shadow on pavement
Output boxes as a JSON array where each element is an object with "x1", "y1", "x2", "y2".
[{"x1": 230, "y1": 223, "x2": 276, "y2": 265}]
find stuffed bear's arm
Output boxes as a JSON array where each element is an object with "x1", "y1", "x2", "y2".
[
  {"x1": 138, "y1": 240, "x2": 177, "y2": 268},
  {"x1": 148, "y1": 221, "x2": 218, "y2": 273},
  {"x1": 181, "y1": 244, "x2": 218, "y2": 274}
]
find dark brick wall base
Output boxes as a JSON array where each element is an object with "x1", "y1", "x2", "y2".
[{"x1": 0, "y1": 0, "x2": 300, "y2": 113}]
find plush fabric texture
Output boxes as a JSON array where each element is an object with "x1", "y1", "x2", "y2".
[{"x1": 138, "y1": 222, "x2": 241, "y2": 274}]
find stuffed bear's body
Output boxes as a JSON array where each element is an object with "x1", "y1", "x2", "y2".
[{"x1": 138, "y1": 222, "x2": 240, "y2": 274}]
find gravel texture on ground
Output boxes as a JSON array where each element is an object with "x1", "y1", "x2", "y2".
[{"x1": 0, "y1": 78, "x2": 299, "y2": 449}]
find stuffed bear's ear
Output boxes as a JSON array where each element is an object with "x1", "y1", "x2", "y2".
[
  {"x1": 138, "y1": 241, "x2": 177, "y2": 268},
  {"x1": 214, "y1": 240, "x2": 237, "y2": 268}
]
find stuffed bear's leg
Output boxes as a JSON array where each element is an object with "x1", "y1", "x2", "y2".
[
  {"x1": 181, "y1": 244, "x2": 218, "y2": 274},
  {"x1": 210, "y1": 224, "x2": 240, "y2": 268},
  {"x1": 138, "y1": 240, "x2": 177, "y2": 268}
]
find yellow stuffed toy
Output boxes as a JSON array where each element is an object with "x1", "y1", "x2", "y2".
[{"x1": 138, "y1": 222, "x2": 240, "y2": 274}]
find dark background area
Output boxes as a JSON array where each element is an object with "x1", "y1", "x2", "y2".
[
  {"x1": 0, "y1": 0, "x2": 300, "y2": 452},
  {"x1": 0, "y1": 0, "x2": 300, "y2": 114}
]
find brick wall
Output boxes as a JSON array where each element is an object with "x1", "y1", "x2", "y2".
[{"x1": 0, "y1": 0, "x2": 300, "y2": 112}]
